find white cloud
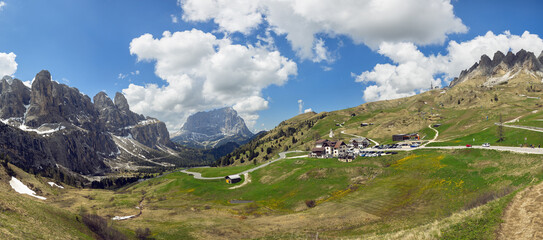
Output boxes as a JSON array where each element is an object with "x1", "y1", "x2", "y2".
[
  {"x1": 0, "y1": 1, "x2": 5, "y2": 11},
  {"x1": 304, "y1": 108, "x2": 313, "y2": 113},
  {"x1": 170, "y1": 14, "x2": 179, "y2": 23},
  {"x1": 179, "y1": 0, "x2": 467, "y2": 62},
  {"x1": 355, "y1": 31, "x2": 543, "y2": 102},
  {"x1": 118, "y1": 70, "x2": 140, "y2": 79},
  {"x1": 180, "y1": 0, "x2": 262, "y2": 34},
  {"x1": 124, "y1": 29, "x2": 297, "y2": 131},
  {"x1": 297, "y1": 99, "x2": 303, "y2": 114},
  {"x1": 0, "y1": 52, "x2": 17, "y2": 77}
]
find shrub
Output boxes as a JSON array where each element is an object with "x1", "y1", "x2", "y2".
[
  {"x1": 135, "y1": 227, "x2": 151, "y2": 240},
  {"x1": 81, "y1": 214, "x2": 127, "y2": 240},
  {"x1": 305, "y1": 200, "x2": 316, "y2": 208}
]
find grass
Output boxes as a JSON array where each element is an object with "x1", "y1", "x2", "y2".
[
  {"x1": 428, "y1": 125, "x2": 543, "y2": 147},
  {"x1": 511, "y1": 110, "x2": 543, "y2": 128},
  {"x1": 419, "y1": 126, "x2": 437, "y2": 141},
  {"x1": 440, "y1": 191, "x2": 515, "y2": 239},
  {"x1": 312, "y1": 148, "x2": 543, "y2": 238},
  {"x1": 50, "y1": 148, "x2": 542, "y2": 239},
  {"x1": 0, "y1": 164, "x2": 97, "y2": 239},
  {"x1": 187, "y1": 164, "x2": 260, "y2": 178},
  {"x1": 285, "y1": 151, "x2": 308, "y2": 157},
  {"x1": 311, "y1": 114, "x2": 350, "y2": 136}
]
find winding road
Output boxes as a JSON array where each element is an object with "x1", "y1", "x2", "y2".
[
  {"x1": 181, "y1": 150, "x2": 305, "y2": 180},
  {"x1": 421, "y1": 124, "x2": 439, "y2": 147},
  {"x1": 497, "y1": 122, "x2": 543, "y2": 133},
  {"x1": 183, "y1": 122, "x2": 543, "y2": 181}
]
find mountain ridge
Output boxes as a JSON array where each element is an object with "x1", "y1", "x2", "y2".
[
  {"x1": 450, "y1": 49, "x2": 543, "y2": 88},
  {"x1": 0, "y1": 70, "x2": 186, "y2": 178}
]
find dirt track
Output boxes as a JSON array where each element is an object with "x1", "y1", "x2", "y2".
[{"x1": 498, "y1": 182, "x2": 543, "y2": 239}]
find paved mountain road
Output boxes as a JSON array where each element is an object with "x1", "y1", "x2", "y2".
[{"x1": 181, "y1": 151, "x2": 304, "y2": 180}]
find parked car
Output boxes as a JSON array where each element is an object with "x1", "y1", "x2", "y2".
[
  {"x1": 482, "y1": 143, "x2": 490, "y2": 147},
  {"x1": 466, "y1": 144, "x2": 472, "y2": 147}
]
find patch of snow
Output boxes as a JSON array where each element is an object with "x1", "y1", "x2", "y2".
[
  {"x1": 18, "y1": 124, "x2": 66, "y2": 135},
  {"x1": 484, "y1": 70, "x2": 520, "y2": 87},
  {"x1": 4, "y1": 76, "x2": 13, "y2": 85},
  {"x1": 9, "y1": 177, "x2": 47, "y2": 200},
  {"x1": 112, "y1": 215, "x2": 136, "y2": 221},
  {"x1": 138, "y1": 119, "x2": 159, "y2": 126},
  {"x1": 47, "y1": 182, "x2": 64, "y2": 189}
]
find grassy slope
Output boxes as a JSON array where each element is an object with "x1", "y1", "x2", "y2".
[
  {"x1": 428, "y1": 124, "x2": 543, "y2": 147},
  {"x1": 44, "y1": 148, "x2": 543, "y2": 239},
  {"x1": 222, "y1": 71, "x2": 543, "y2": 167},
  {"x1": 510, "y1": 109, "x2": 543, "y2": 128},
  {"x1": 0, "y1": 164, "x2": 96, "y2": 239},
  {"x1": 6, "y1": 72, "x2": 543, "y2": 239}
]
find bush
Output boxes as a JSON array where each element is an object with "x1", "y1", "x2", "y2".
[
  {"x1": 305, "y1": 200, "x2": 316, "y2": 208},
  {"x1": 135, "y1": 227, "x2": 151, "y2": 240},
  {"x1": 81, "y1": 214, "x2": 127, "y2": 240}
]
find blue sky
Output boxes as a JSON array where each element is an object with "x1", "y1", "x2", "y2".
[{"x1": 0, "y1": 0, "x2": 542, "y2": 133}]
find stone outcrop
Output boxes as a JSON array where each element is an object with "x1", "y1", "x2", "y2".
[
  {"x1": 172, "y1": 107, "x2": 253, "y2": 149},
  {"x1": 0, "y1": 76, "x2": 31, "y2": 119}
]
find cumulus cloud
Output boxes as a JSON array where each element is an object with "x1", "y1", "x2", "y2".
[
  {"x1": 123, "y1": 29, "x2": 297, "y2": 131},
  {"x1": 354, "y1": 31, "x2": 543, "y2": 102},
  {"x1": 0, "y1": 52, "x2": 17, "y2": 77},
  {"x1": 179, "y1": 0, "x2": 467, "y2": 61},
  {"x1": 297, "y1": 99, "x2": 303, "y2": 114},
  {"x1": 304, "y1": 108, "x2": 313, "y2": 113},
  {"x1": 0, "y1": 1, "x2": 5, "y2": 11}
]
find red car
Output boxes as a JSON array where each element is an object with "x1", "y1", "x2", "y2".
[{"x1": 466, "y1": 144, "x2": 472, "y2": 147}]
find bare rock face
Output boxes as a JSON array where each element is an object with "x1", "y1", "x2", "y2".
[
  {"x1": 93, "y1": 91, "x2": 144, "y2": 133},
  {"x1": 92, "y1": 91, "x2": 173, "y2": 148},
  {"x1": 172, "y1": 107, "x2": 254, "y2": 149},
  {"x1": 0, "y1": 76, "x2": 31, "y2": 119},
  {"x1": 449, "y1": 49, "x2": 543, "y2": 88},
  {"x1": 114, "y1": 92, "x2": 130, "y2": 112},
  {"x1": 130, "y1": 121, "x2": 172, "y2": 148},
  {"x1": 25, "y1": 70, "x2": 98, "y2": 128},
  {"x1": 0, "y1": 70, "x2": 179, "y2": 177}
]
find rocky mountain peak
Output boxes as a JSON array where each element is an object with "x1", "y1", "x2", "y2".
[
  {"x1": 93, "y1": 91, "x2": 114, "y2": 109},
  {"x1": 479, "y1": 54, "x2": 492, "y2": 67},
  {"x1": 172, "y1": 107, "x2": 254, "y2": 149},
  {"x1": 492, "y1": 51, "x2": 505, "y2": 66},
  {"x1": 26, "y1": 70, "x2": 98, "y2": 128},
  {"x1": 114, "y1": 92, "x2": 130, "y2": 112},
  {"x1": 449, "y1": 49, "x2": 543, "y2": 88},
  {"x1": 2, "y1": 75, "x2": 14, "y2": 85}
]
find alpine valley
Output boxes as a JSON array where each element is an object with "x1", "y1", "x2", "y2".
[
  {"x1": 0, "y1": 70, "x2": 235, "y2": 185},
  {"x1": 2, "y1": 49, "x2": 543, "y2": 239}
]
